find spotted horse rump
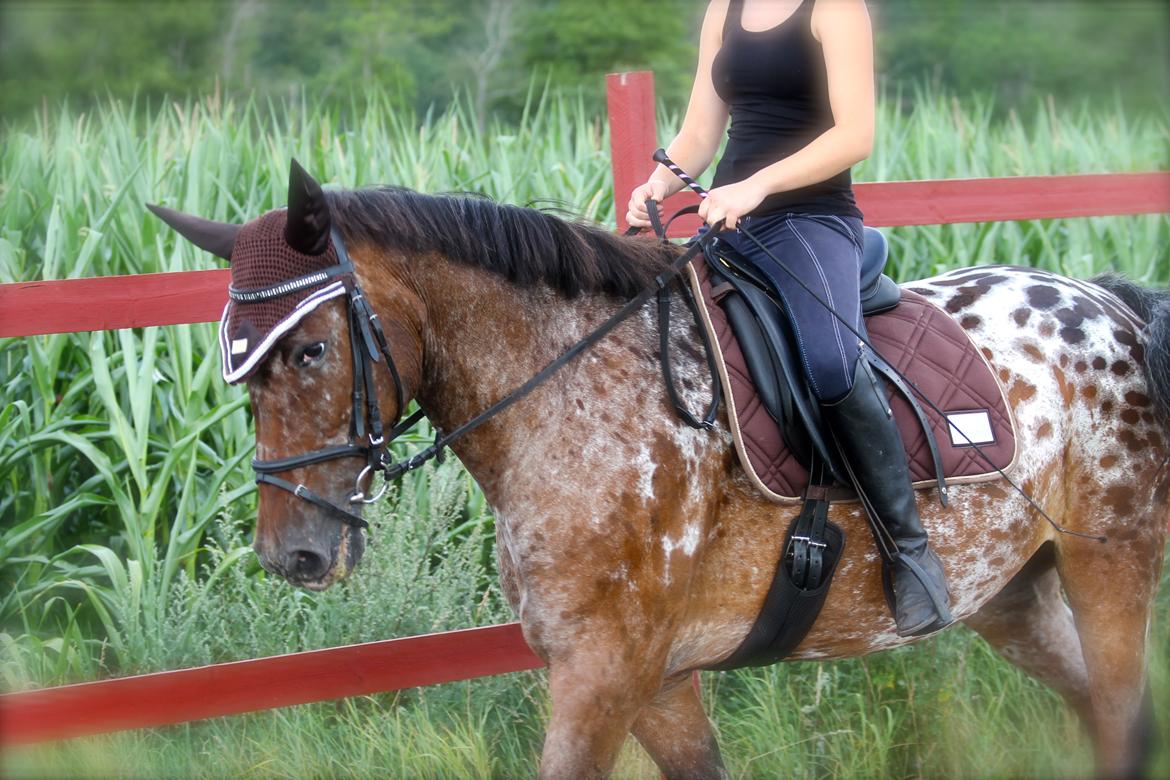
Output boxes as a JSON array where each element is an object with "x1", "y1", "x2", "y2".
[{"x1": 688, "y1": 259, "x2": 1019, "y2": 503}]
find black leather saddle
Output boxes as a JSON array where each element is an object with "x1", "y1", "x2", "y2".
[{"x1": 704, "y1": 226, "x2": 905, "y2": 483}]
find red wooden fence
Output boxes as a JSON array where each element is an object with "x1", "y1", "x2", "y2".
[
  {"x1": 605, "y1": 71, "x2": 1170, "y2": 236},
  {"x1": 1, "y1": 69, "x2": 1167, "y2": 747},
  {"x1": 2, "y1": 624, "x2": 541, "y2": 747}
]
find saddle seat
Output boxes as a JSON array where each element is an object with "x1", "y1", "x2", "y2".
[{"x1": 705, "y1": 226, "x2": 902, "y2": 483}]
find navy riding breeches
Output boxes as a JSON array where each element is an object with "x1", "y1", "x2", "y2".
[{"x1": 713, "y1": 212, "x2": 866, "y2": 403}]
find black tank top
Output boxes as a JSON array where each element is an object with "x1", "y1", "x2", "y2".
[{"x1": 711, "y1": 0, "x2": 863, "y2": 219}]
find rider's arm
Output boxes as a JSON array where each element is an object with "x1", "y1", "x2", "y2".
[
  {"x1": 627, "y1": 1, "x2": 730, "y2": 226},
  {"x1": 652, "y1": 0, "x2": 732, "y2": 195}
]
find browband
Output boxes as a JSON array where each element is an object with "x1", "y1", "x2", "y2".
[{"x1": 228, "y1": 263, "x2": 353, "y2": 303}]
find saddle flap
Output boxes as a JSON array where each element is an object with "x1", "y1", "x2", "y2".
[{"x1": 706, "y1": 250, "x2": 843, "y2": 477}]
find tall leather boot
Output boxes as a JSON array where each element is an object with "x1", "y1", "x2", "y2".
[{"x1": 821, "y1": 356, "x2": 954, "y2": 637}]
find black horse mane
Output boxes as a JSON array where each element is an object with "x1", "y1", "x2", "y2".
[{"x1": 326, "y1": 187, "x2": 679, "y2": 299}]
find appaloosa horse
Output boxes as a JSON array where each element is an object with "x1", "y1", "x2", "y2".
[{"x1": 152, "y1": 162, "x2": 1168, "y2": 779}]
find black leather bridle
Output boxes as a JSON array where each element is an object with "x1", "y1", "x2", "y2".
[
  {"x1": 248, "y1": 230, "x2": 421, "y2": 530},
  {"x1": 246, "y1": 223, "x2": 722, "y2": 531}
]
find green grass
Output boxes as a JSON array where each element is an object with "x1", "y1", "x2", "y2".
[
  {"x1": 1, "y1": 85, "x2": 1168, "y2": 777},
  {"x1": 6, "y1": 572, "x2": 1167, "y2": 778}
]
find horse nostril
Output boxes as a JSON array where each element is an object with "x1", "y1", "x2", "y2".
[{"x1": 287, "y1": 548, "x2": 329, "y2": 581}]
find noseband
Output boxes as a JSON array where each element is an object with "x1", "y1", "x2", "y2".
[{"x1": 248, "y1": 230, "x2": 422, "y2": 530}]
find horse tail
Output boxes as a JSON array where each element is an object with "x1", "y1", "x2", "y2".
[{"x1": 1091, "y1": 272, "x2": 1170, "y2": 433}]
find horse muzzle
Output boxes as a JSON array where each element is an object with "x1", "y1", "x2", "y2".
[{"x1": 254, "y1": 522, "x2": 365, "y2": 590}]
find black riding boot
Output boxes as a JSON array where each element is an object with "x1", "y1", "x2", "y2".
[{"x1": 821, "y1": 357, "x2": 954, "y2": 637}]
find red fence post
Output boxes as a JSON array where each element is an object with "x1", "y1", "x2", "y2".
[
  {"x1": 606, "y1": 71, "x2": 659, "y2": 234},
  {"x1": 605, "y1": 71, "x2": 705, "y2": 235}
]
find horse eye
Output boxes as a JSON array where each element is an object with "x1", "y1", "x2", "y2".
[{"x1": 295, "y1": 341, "x2": 327, "y2": 367}]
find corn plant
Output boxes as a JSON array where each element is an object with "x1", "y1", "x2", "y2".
[{"x1": 1, "y1": 84, "x2": 1167, "y2": 690}]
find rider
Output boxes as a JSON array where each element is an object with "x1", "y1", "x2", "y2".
[{"x1": 626, "y1": 0, "x2": 952, "y2": 637}]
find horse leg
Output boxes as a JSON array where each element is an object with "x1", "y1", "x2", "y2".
[
  {"x1": 1055, "y1": 529, "x2": 1163, "y2": 778},
  {"x1": 962, "y1": 544, "x2": 1094, "y2": 727},
  {"x1": 629, "y1": 673, "x2": 728, "y2": 780},
  {"x1": 537, "y1": 643, "x2": 670, "y2": 780}
]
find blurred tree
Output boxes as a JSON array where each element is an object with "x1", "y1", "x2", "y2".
[
  {"x1": 871, "y1": 0, "x2": 1170, "y2": 115},
  {"x1": 512, "y1": 0, "x2": 704, "y2": 111},
  {"x1": 0, "y1": 1, "x2": 225, "y2": 115},
  {"x1": 0, "y1": 0, "x2": 1166, "y2": 123}
]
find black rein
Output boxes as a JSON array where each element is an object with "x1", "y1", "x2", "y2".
[{"x1": 249, "y1": 213, "x2": 723, "y2": 529}]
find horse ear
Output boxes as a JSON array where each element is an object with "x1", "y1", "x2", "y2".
[
  {"x1": 147, "y1": 203, "x2": 239, "y2": 262},
  {"x1": 285, "y1": 158, "x2": 332, "y2": 256}
]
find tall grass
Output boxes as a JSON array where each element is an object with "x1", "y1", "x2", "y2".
[{"x1": 1, "y1": 85, "x2": 1168, "y2": 777}]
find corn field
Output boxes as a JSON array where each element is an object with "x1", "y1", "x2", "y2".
[{"x1": 1, "y1": 85, "x2": 1168, "y2": 778}]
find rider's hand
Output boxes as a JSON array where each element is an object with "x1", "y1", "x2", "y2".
[
  {"x1": 625, "y1": 179, "x2": 668, "y2": 229},
  {"x1": 698, "y1": 177, "x2": 768, "y2": 231}
]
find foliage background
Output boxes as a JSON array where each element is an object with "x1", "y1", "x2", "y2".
[
  {"x1": 1, "y1": 1, "x2": 1169, "y2": 777},
  {"x1": 2, "y1": 0, "x2": 1168, "y2": 126}
]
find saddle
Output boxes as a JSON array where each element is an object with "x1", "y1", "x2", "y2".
[
  {"x1": 679, "y1": 226, "x2": 1018, "y2": 669},
  {"x1": 687, "y1": 228, "x2": 1018, "y2": 506},
  {"x1": 702, "y1": 227, "x2": 902, "y2": 488}
]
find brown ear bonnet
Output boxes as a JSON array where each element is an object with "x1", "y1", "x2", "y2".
[{"x1": 149, "y1": 159, "x2": 348, "y2": 383}]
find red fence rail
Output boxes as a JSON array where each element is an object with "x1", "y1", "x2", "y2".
[
  {"x1": 2, "y1": 624, "x2": 541, "y2": 747},
  {"x1": 1, "y1": 69, "x2": 1167, "y2": 747}
]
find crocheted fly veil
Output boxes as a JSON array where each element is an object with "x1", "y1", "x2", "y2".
[
  {"x1": 217, "y1": 211, "x2": 347, "y2": 382},
  {"x1": 148, "y1": 160, "x2": 349, "y2": 383}
]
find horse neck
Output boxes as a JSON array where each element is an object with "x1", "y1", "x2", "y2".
[{"x1": 408, "y1": 253, "x2": 643, "y2": 473}]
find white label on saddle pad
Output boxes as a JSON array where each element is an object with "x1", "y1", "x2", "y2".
[
  {"x1": 946, "y1": 410, "x2": 995, "y2": 447},
  {"x1": 231, "y1": 338, "x2": 249, "y2": 356}
]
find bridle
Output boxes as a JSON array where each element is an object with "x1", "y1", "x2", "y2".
[
  {"x1": 246, "y1": 222, "x2": 723, "y2": 531},
  {"x1": 248, "y1": 230, "x2": 422, "y2": 530}
]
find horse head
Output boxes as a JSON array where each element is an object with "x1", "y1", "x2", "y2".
[{"x1": 150, "y1": 160, "x2": 424, "y2": 590}]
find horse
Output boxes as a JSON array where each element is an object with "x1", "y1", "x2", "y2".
[{"x1": 151, "y1": 162, "x2": 1169, "y2": 779}]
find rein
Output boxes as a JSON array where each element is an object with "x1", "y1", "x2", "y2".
[{"x1": 248, "y1": 220, "x2": 723, "y2": 529}]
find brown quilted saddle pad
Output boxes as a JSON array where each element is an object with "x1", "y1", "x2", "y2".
[{"x1": 686, "y1": 260, "x2": 1019, "y2": 504}]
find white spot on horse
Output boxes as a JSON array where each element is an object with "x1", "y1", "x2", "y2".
[
  {"x1": 635, "y1": 444, "x2": 656, "y2": 501},
  {"x1": 661, "y1": 522, "x2": 702, "y2": 584},
  {"x1": 662, "y1": 523, "x2": 701, "y2": 558}
]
